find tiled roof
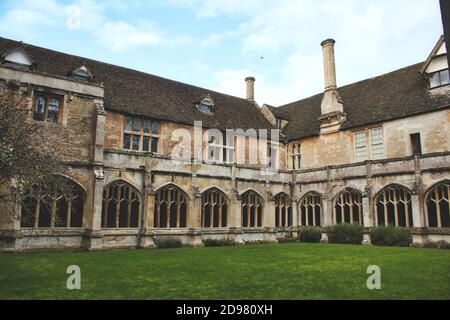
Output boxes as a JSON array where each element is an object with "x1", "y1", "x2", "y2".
[
  {"x1": 0, "y1": 37, "x2": 274, "y2": 132},
  {"x1": 277, "y1": 63, "x2": 450, "y2": 141}
]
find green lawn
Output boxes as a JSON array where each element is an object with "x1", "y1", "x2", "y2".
[{"x1": 0, "y1": 243, "x2": 449, "y2": 300}]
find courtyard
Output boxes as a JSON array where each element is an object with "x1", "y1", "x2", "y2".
[{"x1": 0, "y1": 243, "x2": 449, "y2": 300}]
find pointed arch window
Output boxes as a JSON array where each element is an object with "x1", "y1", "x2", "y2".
[
  {"x1": 299, "y1": 193, "x2": 322, "y2": 227},
  {"x1": 201, "y1": 188, "x2": 228, "y2": 228},
  {"x1": 334, "y1": 189, "x2": 363, "y2": 225},
  {"x1": 20, "y1": 178, "x2": 85, "y2": 228},
  {"x1": 375, "y1": 185, "x2": 413, "y2": 227},
  {"x1": 154, "y1": 185, "x2": 188, "y2": 228},
  {"x1": 242, "y1": 191, "x2": 264, "y2": 228},
  {"x1": 274, "y1": 193, "x2": 292, "y2": 227},
  {"x1": 426, "y1": 181, "x2": 450, "y2": 228},
  {"x1": 102, "y1": 181, "x2": 141, "y2": 228}
]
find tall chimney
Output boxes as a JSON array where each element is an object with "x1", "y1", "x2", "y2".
[
  {"x1": 245, "y1": 76, "x2": 255, "y2": 102},
  {"x1": 319, "y1": 39, "x2": 345, "y2": 133},
  {"x1": 320, "y1": 39, "x2": 344, "y2": 115}
]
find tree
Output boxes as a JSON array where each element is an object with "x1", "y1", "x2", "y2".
[{"x1": 0, "y1": 84, "x2": 69, "y2": 225}]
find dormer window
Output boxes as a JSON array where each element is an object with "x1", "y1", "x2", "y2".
[
  {"x1": 429, "y1": 69, "x2": 449, "y2": 89},
  {"x1": 197, "y1": 95, "x2": 215, "y2": 114},
  {"x1": 70, "y1": 65, "x2": 93, "y2": 82},
  {"x1": 275, "y1": 118, "x2": 282, "y2": 129},
  {"x1": 1, "y1": 46, "x2": 33, "y2": 70}
]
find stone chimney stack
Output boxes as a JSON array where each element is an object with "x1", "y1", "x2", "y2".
[
  {"x1": 245, "y1": 77, "x2": 255, "y2": 102},
  {"x1": 318, "y1": 39, "x2": 346, "y2": 134}
]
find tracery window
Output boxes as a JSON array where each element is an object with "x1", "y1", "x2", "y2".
[
  {"x1": 123, "y1": 116, "x2": 159, "y2": 153},
  {"x1": 242, "y1": 191, "x2": 264, "y2": 228},
  {"x1": 201, "y1": 188, "x2": 228, "y2": 228},
  {"x1": 20, "y1": 179, "x2": 85, "y2": 228},
  {"x1": 299, "y1": 192, "x2": 322, "y2": 227},
  {"x1": 102, "y1": 181, "x2": 141, "y2": 228},
  {"x1": 274, "y1": 193, "x2": 292, "y2": 227},
  {"x1": 33, "y1": 94, "x2": 63, "y2": 123},
  {"x1": 375, "y1": 185, "x2": 413, "y2": 227},
  {"x1": 334, "y1": 189, "x2": 363, "y2": 225},
  {"x1": 154, "y1": 185, "x2": 188, "y2": 228},
  {"x1": 426, "y1": 181, "x2": 450, "y2": 228}
]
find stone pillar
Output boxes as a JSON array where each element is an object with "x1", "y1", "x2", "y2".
[
  {"x1": 190, "y1": 193, "x2": 202, "y2": 229},
  {"x1": 362, "y1": 196, "x2": 373, "y2": 227},
  {"x1": 265, "y1": 199, "x2": 276, "y2": 228},
  {"x1": 86, "y1": 99, "x2": 106, "y2": 251},
  {"x1": 291, "y1": 201, "x2": 298, "y2": 227},
  {"x1": 322, "y1": 195, "x2": 334, "y2": 227},
  {"x1": 412, "y1": 193, "x2": 424, "y2": 228}
]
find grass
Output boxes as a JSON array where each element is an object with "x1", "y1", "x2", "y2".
[{"x1": 0, "y1": 243, "x2": 449, "y2": 300}]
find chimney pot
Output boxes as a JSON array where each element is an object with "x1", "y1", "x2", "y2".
[{"x1": 245, "y1": 77, "x2": 256, "y2": 102}]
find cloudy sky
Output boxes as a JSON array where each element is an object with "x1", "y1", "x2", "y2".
[{"x1": 0, "y1": 0, "x2": 444, "y2": 106}]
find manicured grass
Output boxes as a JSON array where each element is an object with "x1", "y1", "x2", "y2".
[{"x1": 0, "y1": 243, "x2": 449, "y2": 300}]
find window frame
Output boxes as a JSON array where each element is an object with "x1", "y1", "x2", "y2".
[
  {"x1": 207, "y1": 131, "x2": 235, "y2": 164},
  {"x1": 123, "y1": 116, "x2": 159, "y2": 153},
  {"x1": 354, "y1": 127, "x2": 385, "y2": 162},
  {"x1": 429, "y1": 68, "x2": 450, "y2": 89},
  {"x1": 291, "y1": 144, "x2": 302, "y2": 170},
  {"x1": 32, "y1": 92, "x2": 64, "y2": 124}
]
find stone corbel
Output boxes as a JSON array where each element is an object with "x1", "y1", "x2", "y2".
[
  {"x1": 94, "y1": 167, "x2": 104, "y2": 180},
  {"x1": 411, "y1": 181, "x2": 421, "y2": 195},
  {"x1": 362, "y1": 184, "x2": 373, "y2": 198},
  {"x1": 232, "y1": 188, "x2": 242, "y2": 200},
  {"x1": 266, "y1": 191, "x2": 275, "y2": 202},
  {"x1": 193, "y1": 186, "x2": 202, "y2": 198},
  {"x1": 94, "y1": 99, "x2": 106, "y2": 116}
]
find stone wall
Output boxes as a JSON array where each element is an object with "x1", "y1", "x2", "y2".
[{"x1": 288, "y1": 109, "x2": 450, "y2": 170}]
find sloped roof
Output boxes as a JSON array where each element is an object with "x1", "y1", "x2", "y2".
[
  {"x1": 277, "y1": 62, "x2": 450, "y2": 141},
  {"x1": 0, "y1": 37, "x2": 274, "y2": 131},
  {"x1": 265, "y1": 104, "x2": 292, "y2": 120}
]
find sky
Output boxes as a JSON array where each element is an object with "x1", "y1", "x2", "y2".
[{"x1": 0, "y1": 0, "x2": 444, "y2": 106}]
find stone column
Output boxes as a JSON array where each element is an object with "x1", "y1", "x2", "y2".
[
  {"x1": 86, "y1": 99, "x2": 106, "y2": 251},
  {"x1": 412, "y1": 193, "x2": 424, "y2": 228},
  {"x1": 291, "y1": 201, "x2": 298, "y2": 227},
  {"x1": 362, "y1": 196, "x2": 373, "y2": 227}
]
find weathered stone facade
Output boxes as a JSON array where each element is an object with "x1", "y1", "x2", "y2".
[{"x1": 0, "y1": 35, "x2": 449, "y2": 252}]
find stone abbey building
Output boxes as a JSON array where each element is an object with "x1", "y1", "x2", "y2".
[{"x1": 0, "y1": 31, "x2": 449, "y2": 251}]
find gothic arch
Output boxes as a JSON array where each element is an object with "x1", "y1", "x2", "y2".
[
  {"x1": 425, "y1": 180, "x2": 450, "y2": 228},
  {"x1": 201, "y1": 187, "x2": 229, "y2": 228},
  {"x1": 154, "y1": 182, "x2": 191, "y2": 200},
  {"x1": 374, "y1": 184, "x2": 413, "y2": 227},
  {"x1": 333, "y1": 188, "x2": 364, "y2": 225},
  {"x1": 20, "y1": 176, "x2": 86, "y2": 229},
  {"x1": 241, "y1": 189, "x2": 264, "y2": 228},
  {"x1": 298, "y1": 191, "x2": 322, "y2": 227},
  {"x1": 274, "y1": 192, "x2": 293, "y2": 227},
  {"x1": 154, "y1": 184, "x2": 189, "y2": 228},
  {"x1": 101, "y1": 180, "x2": 141, "y2": 229}
]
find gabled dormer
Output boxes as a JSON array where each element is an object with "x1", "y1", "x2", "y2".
[
  {"x1": 70, "y1": 65, "x2": 93, "y2": 82},
  {"x1": 1, "y1": 43, "x2": 34, "y2": 70},
  {"x1": 196, "y1": 94, "x2": 215, "y2": 114},
  {"x1": 421, "y1": 36, "x2": 449, "y2": 89},
  {"x1": 261, "y1": 104, "x2": 291, "y2": 130}
]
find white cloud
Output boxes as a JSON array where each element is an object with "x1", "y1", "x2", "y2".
[
  {"x1": 188, "y1": 0, "x2": 442, "y2": 105},
  {"x1": 95, "y1": 21, "x2": 163, "y2": 51}
]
